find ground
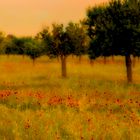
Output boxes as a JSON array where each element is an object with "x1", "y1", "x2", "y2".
[{"x1": 0, "y1": 55, "x2": 140, "y2": 140}]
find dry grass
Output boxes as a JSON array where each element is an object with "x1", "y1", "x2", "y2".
[{"x1": 0, "y1": 55, "x2": 140, "y2": 140}]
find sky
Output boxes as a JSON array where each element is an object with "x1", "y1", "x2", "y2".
[{"x1": 0, "y1": 0, "x2": 108, "y2": 36}]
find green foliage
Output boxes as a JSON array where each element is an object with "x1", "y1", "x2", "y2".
[
  {"x1": 13, "y1": 37, "x2": 31, "y2": 55},
  {"x1": 0, "y1": 32, "x2": 5, "y2": 54},
  {"x1": 2, "y1": 35, "x2": 43, "y2": 62},
  {"x1": 51, "y1": 23, "x2": 73, "y2": 57},
  {"x1": 3, "y1": 35, "x2": 17, "y2": 55},
  {"x1": 2, "y1": 35, "x2": 36, "y2": 56},
  {"x1": 24, "y1": 38, "x2": 43, "y2": 62},
  {"x1": 39, "y1": 23, "x2": 89, "y2": 59},
  {"x1": 66, "y1": 22, "x2": 89, "y2": 57},
  {"x1": 86, "y1": 0, "x2": 140, "y2": 58},
  {"x1": 35, "y1": 27, "x2": 53, "y2": 56}
]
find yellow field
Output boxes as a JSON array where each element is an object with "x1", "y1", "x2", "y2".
[{"x1": 0, "y1": 55, "x2": 140, "y2": 140}]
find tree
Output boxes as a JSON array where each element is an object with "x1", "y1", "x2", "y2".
[
  {"x1": 3, "y1": 34, "x2": 17, "y2": 56},
  {"x1": 24, "y1": 38, "x2": 43, "y2": 65},
  {"x1": 3, "y1": 35, "x2": 31, "y2": 57},
  {"x1": 66, "y1": 22, "x2": 89, "y2": 62},
  {"x1": 13, "y1": 37, "x2": 32, "y2": 57},
  {"x1": 39, "y1": 24, "x2": 75, "y2": 77},
  {"x1": 0, "y1": 32, "x2": 5, "y2": 54},
  {"x1": 51, "y1": 24, "x2": 74, "y2": 77},
  {"x1": 86, "y1": 0, "x2": 140, "y2": 83},
  {"x1": 35, "y1": 27, "x2": 54, "y2": 57}
]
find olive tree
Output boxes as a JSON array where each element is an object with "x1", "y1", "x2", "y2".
[
  {"x1": 24, "y1": 38, "x2": 43, "y2": 65},
  {"x1": 86, "y1": 0, "x2": 140, "y2": 83}
]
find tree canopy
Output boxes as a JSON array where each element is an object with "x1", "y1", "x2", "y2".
[
  {"x1": 38, "y1": 22, "x2": 88, "y2": 77},
  {"x1": 86, "y1": 0, "x2": 140, "y2": 82}
]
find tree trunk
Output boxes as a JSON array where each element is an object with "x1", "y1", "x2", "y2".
[
  {"x1": 125, "y1": 55, "x2": 132, "y2": 83},
  {"x1": 72, "y1": 54, "x2": 74, "y2": 59},
  {"x1": 79, "y1": 55, "x2": 82, "y2": 63},
  {"x1": 138, "y1": 57, "x2": 140, "y2": 62},
  {"x1": 22, "y1": 54, "x2": 25, "y2": 59},
  {"x1": 33, "y1": 59, "x2": 35, "y2": 66},
  {"x1": 7, "y1": 54, "x2": 10, "y2": 58},
  {"x1": 104, "y1": 56, "x2": 107, "y2": 64},
  {"x1": 61, "y1": 55, "x2": 67, "y2": 78},
  {"x1": 133, "y1": 56, "x2": 136, "y2": 67},
  {"x1": 90, "y1": 59, "x2": 94, "y2": 66},
  {"x1": 112, "y1": 55, "x2": 114, "y2": 62}
]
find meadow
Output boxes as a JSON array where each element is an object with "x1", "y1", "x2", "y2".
[{"x1": 0, "y1": 55, "x2": 140, "y2": 140}]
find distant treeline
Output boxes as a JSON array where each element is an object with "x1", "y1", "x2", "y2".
[{"x1": 0, "y1": 0, "x2": 140, "y2": 83}]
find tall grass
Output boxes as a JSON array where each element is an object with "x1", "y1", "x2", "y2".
[{"x1": 0, "y1": 55, "x2": 140, "y2": 139}]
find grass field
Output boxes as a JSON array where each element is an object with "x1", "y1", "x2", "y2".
[{"x1": 0, "y1": 55, "x2": 140, "y2": 140}]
